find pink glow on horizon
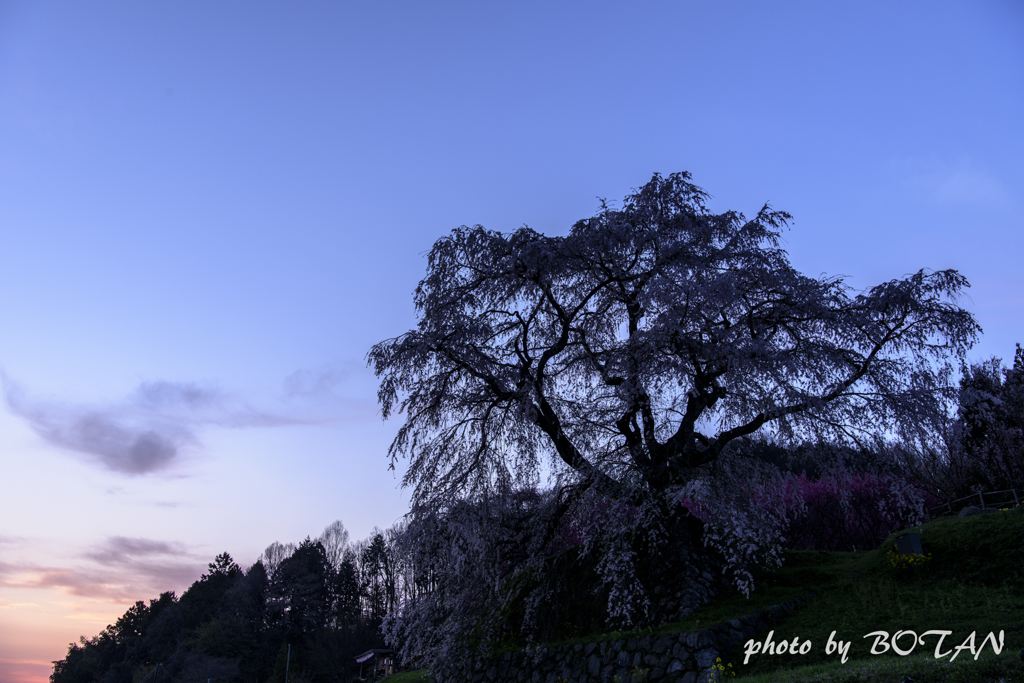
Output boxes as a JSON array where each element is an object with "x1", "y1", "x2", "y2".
[
  {"x1": 0, "y1": 578, "x2": 199, "y2": 683},
  {"x1": 0, "y1": 659, "x2": 55, "y2": 683}
]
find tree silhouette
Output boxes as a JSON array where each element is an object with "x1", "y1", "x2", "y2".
[
  {"x1": 370, "y1": 172, "x2": 979, "y2": 649},
  {"x1": 370, "y1": 171, "x2": 977, "y2": 508}
]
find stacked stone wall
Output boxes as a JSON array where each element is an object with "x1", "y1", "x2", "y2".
[{"x1": 434, "y1": 594, "x2": 815, "y2": 683}]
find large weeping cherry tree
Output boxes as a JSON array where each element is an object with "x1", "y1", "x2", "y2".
[
  {"x1": 368, "y1": 172, "x2": 979, "y2": 660},
  {"x1": 371, "y1": 172, "x2": 977, "y2": 499}
]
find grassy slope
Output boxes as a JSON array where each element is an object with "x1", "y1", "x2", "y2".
[
  {"x1": 720, "y1": 505, "x2": 1024, "y2": 681},
  {"x1": 385, "y1": 507, "x2": 1024, "y2": 683},
  {"x1": 533, "y1": 506, "x2": 1024, "y2": 681},
  {"x1": 381, "y1": 670, "x2": 430, "y2": 683}
]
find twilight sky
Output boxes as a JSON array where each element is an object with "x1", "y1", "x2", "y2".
[{"x1": 0, "y1": 2, "x2": 1022, "y2": 681}]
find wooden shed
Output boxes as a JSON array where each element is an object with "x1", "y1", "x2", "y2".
[{"x1": 355, "y1": 649, "x2": 396, "y2": 680}]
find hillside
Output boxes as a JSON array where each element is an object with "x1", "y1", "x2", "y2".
[{"x1": 433, "y1": 505, "x2": 1024, "y2": 683}]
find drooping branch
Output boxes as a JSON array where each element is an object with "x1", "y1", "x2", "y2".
[{"x1": 370, "y1": 172, "x2": 979, "y2": 508}]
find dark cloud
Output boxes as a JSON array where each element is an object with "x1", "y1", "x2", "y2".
[
  {"x1": 2, "y1": 377, "x2": 310, "y2": 475},
  {"x1": 3, "y1": 387, "x2": 192, "y2": 474},
  {"x1": 53, "y1": 414, "x2": 185, "y2": 474}
]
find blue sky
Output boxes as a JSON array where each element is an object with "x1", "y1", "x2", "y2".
[{"x1": 0, "y1": 2, "x2": 1022, "y2": 680}]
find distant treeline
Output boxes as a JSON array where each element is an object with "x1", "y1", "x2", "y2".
[{"x1": 51, "y1": 524, "x2": 406, "y2": 683}]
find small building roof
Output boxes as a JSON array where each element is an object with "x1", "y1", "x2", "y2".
[{"x1": 355, "y1": 649, "x2": 395, "y2": 664}]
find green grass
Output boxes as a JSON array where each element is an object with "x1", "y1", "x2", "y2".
[
  {"x1": 732, "y1": 648, "x2": 1023, "y2": 683},
  {"x1": 380, "y1": 668, "x2": 430, "y2": 683},
  {"x1": 505, "y1": 506, "x2": 1024, "y2": 681},
  {"x1": 719, "y1": 506, "x2": 1024, "y2": 680}
]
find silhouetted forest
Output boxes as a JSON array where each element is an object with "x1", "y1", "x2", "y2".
[{"x1": 51, "y1": 528, "x2": 403, "y2": 683}]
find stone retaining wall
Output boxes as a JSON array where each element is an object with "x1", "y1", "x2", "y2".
[{"x1": 435, "y1": 593, "x2": 816, "y2": 683}]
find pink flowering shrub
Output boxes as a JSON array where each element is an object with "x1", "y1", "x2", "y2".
[
  {"x1": 683, "y1": 470, "x2": 926, "y2": 552},
  {"x1": 761, "y1": 471, "x2": 925, "y2": 551}
]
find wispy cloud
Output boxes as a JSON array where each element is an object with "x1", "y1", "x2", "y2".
[
  {"x1": 891, "y1": 156, "x2": 1012, "y2": 209},
  {"x1": 0, "y1": 536, "x2": 206, "y2": 602},
  {"x1": 131, "y1": 380, "x2": 306, "y2": 428},
  {"x1": 0, "y1": 561, "x2": 17, "y2": 581},
  {"x1": 3, "y1": 360, "x2": 379, "y2": 475},
  {"x1": 928, "y1": 167, "x2": 1008, "y2": 205},
  {"x1": 282, "y1": 360, "x2": 370, "y2": 400},
  {"x1": 284, "y1": 366, "x2": 349, "y2": 398},
  {"x1": 2, "y1": 377, "x2": 312, "y2": 475},
  {"x1": 83, "y1": 536, "x2": 188, "y2": 564},
  {"x1": 280, "y1": 361, "x2": 381, "y2": 424}
]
